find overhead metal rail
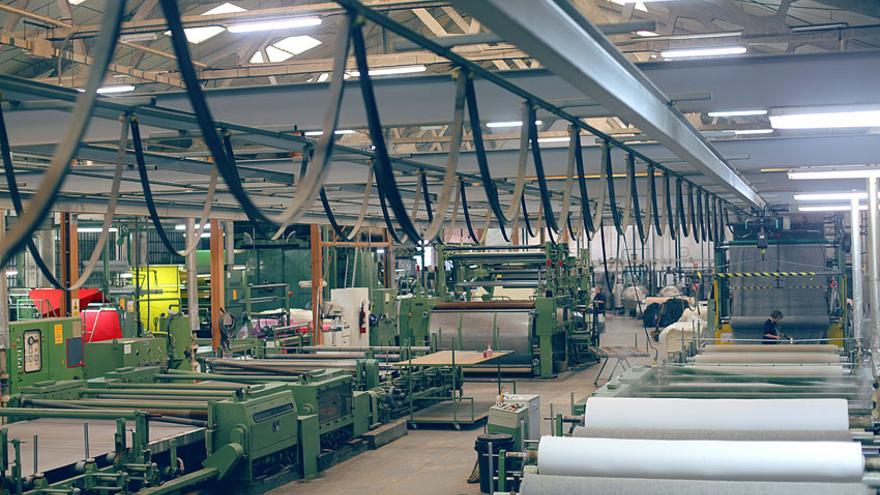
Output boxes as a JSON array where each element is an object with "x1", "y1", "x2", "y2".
[{"x1": 447, "y1": 0, "x2": 763, "y2": 208}]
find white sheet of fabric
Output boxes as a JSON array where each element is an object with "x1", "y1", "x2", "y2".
[
  {"x1": 703, "y1": 344, "x2": 838, "y2": 353},
  {"x1": 583, "y1": 397, "x2": 850, "y2": 432},
  {"x1": 659, "y1": 323, "x2": 699, "y2": 355},
  {"x1": 537, "y1": 436, "x2": 864, "y2": 482},
  {"x1": 694, "y1": 352, "x2": 841, "y2": 364},
  {"x1": 687, "y1": 364, "x2": 845, "y2": 376}
]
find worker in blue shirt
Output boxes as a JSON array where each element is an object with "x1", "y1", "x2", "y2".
[{"x1": 762, "y1": 310, "x2": 785, "y2": 344}]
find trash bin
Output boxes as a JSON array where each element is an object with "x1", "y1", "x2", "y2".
[{"x1": 474, "y1": 433, "x2": 514, "y2": 493}]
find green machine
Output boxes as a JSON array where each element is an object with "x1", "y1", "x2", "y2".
[
  {"x1": 83, "y1": 337, "x2": 167, "y2": 379},
  {"x1": 397, "y1": 293, "x2": 439, "y2": 347},
  {"x1": 2, "y1": 380, "x2": 311, "y2": 494},
  {"x1": 4, "y1": 317, "x2": 85, "y2": 396}
]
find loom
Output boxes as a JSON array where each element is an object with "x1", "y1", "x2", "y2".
[{"x1": 428, "y1": 243, "x2": 597, "y2": 377}]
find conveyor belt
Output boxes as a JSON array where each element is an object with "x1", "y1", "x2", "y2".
[{"x1": 3, "y1": 418, "x2": 203, "y2": 476}]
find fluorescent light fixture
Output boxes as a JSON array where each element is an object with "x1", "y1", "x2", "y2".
[
  {"x1": 227, "y1": 17, "x2": 321, "y2": 33},
  {"x1": 661, "y1": 46, "x2": 746, "y2": 59},
  {"x1": 5, "y1": 269, "x2": 18, "y2": 277},
  {"x1": 120, "y1": 33, "x2": 158, "y2": 42},
  {"x1": 486, "y1": 120, "x2": 542, "y2": 128},
  {"x1": 788, "y1": 167, "x2": 880, "y2": 180},
  {"x1": 174, "y1": 223, "x2": 209, "y2": 231},
  {"x1": 377, "y1": 248, "x2": 385, "y2": 255},
  {"x1": 733, "y1": 128, "x2": 774, "y2": 135},
  {"x1": 68, "y1": 0, "x2": 87, "y2": 4},
  {"x1": 770, "y1": 106, "x2": 880, "y2": 129},
  {"x1": 538, "y1": 137, "x2": 570, "y2": 143},
  {"x1": 794, "y1": 192, "x2": 867, "y2": 201},
  {"x1": 799, "y1": 204, "x2": 866, "y2": 212},
  {"x1": 166, "y1": 3, "x2": 246, "y2": 44},
  {"x1": 345, "y1": 65, "x2": 427, "y2": 77},
  {"x1": 232, "y1": 264, "x2": 248, "y2": 270},
  {"x1": 707, "y1": 109, "x2": 767, "y2": 118},
  {"x1": 635, "y1": 30, "x2": 659, "y2": 37},
  {"x1": 77, "y1": 227, "x2": 119, "y2": 233},
  {"x1": 304, "y1": 129, "x2": 355, "y2": 136},
  {"x1": 97, "y1": 85, "x2": 135, "y2": 95}
]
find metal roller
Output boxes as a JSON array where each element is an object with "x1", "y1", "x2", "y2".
[
  {"x1": 703, "y1": 344, "x2": 839, "y2": 353},
  {"x1": 572, "y1": 426, "x2": 853, "y2": 442},
  {"x1": 694, "y1": 352, "x2": 842, "y2": 364},
  {"x1": 429, "y1": 306, "x2": 533, "y2": 366}
]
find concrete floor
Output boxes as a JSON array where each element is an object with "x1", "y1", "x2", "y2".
[{"x1": 271, "y1": 315, "x2": 652, "y2": 495}]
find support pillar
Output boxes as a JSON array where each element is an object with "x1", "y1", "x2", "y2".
[
  {"x1": 59, "y1": 213, "x2": 79, "y2": 316},
  {"x1": 0, "y1": 210, "x2": 8, "y2": 349},
  {"x1": 209, "y1": 219, "x2": 224, "y2": 352},
  {"x1": 868, "y1": 178, "x2": 880, "y2": 370},
  {"x1": 851, "y1": 197, "x2": 864, "y2": 353},
  {"x1": 311, "y1": 224, "x2": 323, "y2": 345},
  {"x1": 185, "y1": 219, "x2": 200, "y2": 336}
]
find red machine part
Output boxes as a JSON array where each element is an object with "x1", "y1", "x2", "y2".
[
  {"x1": 28, "y1": 288, "x2": 104, "y2": 317},
  {"x1": 80, "y1": 308, "x2": 123, "y2": 342}
]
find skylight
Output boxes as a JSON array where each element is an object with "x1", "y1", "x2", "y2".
[
  {"x1": 167, "y1": 3, "x2": 246, "y2": 45},
  {"x1": 249, "y1": 35, "x2": 322, "y2": 64}
]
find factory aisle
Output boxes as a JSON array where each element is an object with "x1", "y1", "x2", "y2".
[{"x1": 272, "y1": 315, "x2": 652, "y2": 495}]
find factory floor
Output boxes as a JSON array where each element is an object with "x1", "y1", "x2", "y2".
[{"x1": 271, "y1": 315, "x2": 652, "y2": 495}]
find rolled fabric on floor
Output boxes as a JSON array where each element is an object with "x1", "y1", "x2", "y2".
[
  {"x1": 693, "y1": 352, "x2": 841, "y2": 364},
  {"x1": 536, "y1": 436, "x2": 864, "y2": 482},
  {"x1": 519, "y1": 474, "x2": 872, "y2": 495},
  {"x1": 583, "y1": 397, "x2": 850, "y2": 432},
  {"x1": 572, "y1": 426, "x2": 853, "y2": 442},
  {"x1": 703, "y1": 344, "x2": 839, "y2": 353},
  {"x1": 687, "y1": 364, "x2": 845, "y2": 376}
]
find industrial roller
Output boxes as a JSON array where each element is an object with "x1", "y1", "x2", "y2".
[
  {"x1": 703, "y1": 344, "x2": 840, "y2": 353},
  {"x1": 693, "y1": 352, "x2": 842, "y2": 364}
]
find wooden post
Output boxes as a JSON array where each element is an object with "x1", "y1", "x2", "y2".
[
  {"x1": 209, "y1": 219, "x2": 224, "y2": 352},
  {"x1": 310, "y1": 224, "x2": 323, "y2": 345}
]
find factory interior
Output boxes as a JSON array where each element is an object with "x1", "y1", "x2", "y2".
[{"x1": 1, "y1": 0, "x2": 880, "y2": 494}]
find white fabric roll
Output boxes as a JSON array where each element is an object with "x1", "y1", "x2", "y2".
[
  {"x1": 694, "y1": 352, "x2": 841, "y2": 364},
  {"x1": 537, "y1": 436, "x2": 864, "y2": 482},
  {"x1": 687, "y1": 364, "x2": 845, "y2": 376},
  {"x1": 703, "y1": 344, "x2": 839, "y2": 353},
  {"x1": 583, "y1": 397, "x2": 850, "y2": 432}
]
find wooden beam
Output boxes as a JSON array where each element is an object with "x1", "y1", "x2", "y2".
[
  {"x1": 209, "y1": 218, "x2": 224, "y2": 352},
  {"x1": 310, "y1": 224, "x2": 323, "y2": 346}
]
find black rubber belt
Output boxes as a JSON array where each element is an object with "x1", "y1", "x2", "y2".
[
  {"x1": 603, "y1": 142, "x2": 624, "y2": 236},
  {"x1": 0, "y1": 103, "x2": 64, "y2": 289},
  {"x1": 599, "y1": 220, "x2": 613, "y2": 293},
  {"x1": 463, "y1": 74, "x2": 509, "y2": 242},
  {"x1": 132, "y1": 118, "x2": 180, "y2": 255},
  {"x1": 458, "y1": 180, "x2": 480, "y2": 243},
  {"x1": 676, "y1": 177, "x2": 689, "y2": 238},
  {"x1": 572, "y1": 129, "x2": 594, "y2": 240},
  {"x1": 351, "y1": 18, "x2": 421, "y2": 244},
  {"x1": 688, "y1": 183, "x2": 699, "y2": 243},
  {"x1": 664, "y1": 174, "x2": 676, "y2": 240},
  {"x1": 706, "y1": 194, "x2": 715, "y2": 242},
  {"x1": 628, "y1": 153, "x2": 646, "y2": 242},
  {"x1": 376, "y1": 175, "x2": 403, "y2": 244},
  {"x1": 527, "y1": 105, "x2": 559, "y2": 234},
  {"x1": 648, "y1": 165, "x2": 663, "y2": 236},
  {"x1": 161, "y1": 0, "x2": 275, "y2": 228},
  {"x1": 420, "y1": 171, "x2": 434, "y2": 223},
  {"x1": 696, "y1": 187, "x2": 705, "y2": 242},
  {"x1": 521, "y1": 194, "x2": 535, "y2": 238}
]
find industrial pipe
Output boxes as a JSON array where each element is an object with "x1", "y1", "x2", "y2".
[
  {"x1": 851, "y1": 197, "x2": 864, "y2": 355},
  {"x1": 868, "y1": 177, "x2": 880, "y2": 374}
]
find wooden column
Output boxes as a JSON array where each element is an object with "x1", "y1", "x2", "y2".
[
  {"x1": 59, "y1": 212, "x2": 79, "y2": 316},
  {"x1": 209, "y1": 219, "x2": 224, "y2": 351},
  {"x1": 310, "y1": 224, "x2": 323, "y2": 345}
]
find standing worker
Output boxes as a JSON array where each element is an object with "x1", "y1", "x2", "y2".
[{"x1": 762, "y1": 310, "x2": 785, "y2": 344}]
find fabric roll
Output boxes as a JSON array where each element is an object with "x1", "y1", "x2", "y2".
[
  {"x1": 686, "y1": 364, "x2": 845, "y2": 376},
  {"x1": 694, "y1": 352, "x2": 841, "y2": 364},
  {"x1": 537, "y1": 436, "x2": 864, "y2": 482},
  {"x1": 519, "y1": 474, "x2": 872, "y2": 495},
  {"x1": 572, "y1": 426, "x2": 853, "y2": 442},
  {"x1": 583, "y1": 397, "x2": 850, "y2": 432},
  {"x1": 703, "y1": 344, "x2": 839, "y2": 353}
]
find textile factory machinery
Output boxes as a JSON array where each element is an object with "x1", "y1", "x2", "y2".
[
  {"x1": 427, "y1": 243, "x2": 597, "y2": 378},
  {"x1": 0, "y1": 316, "x2": 451, "y2": 494},
  {"x1": 709, "y1": 213, "x2": 848, "y2": 350}
]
